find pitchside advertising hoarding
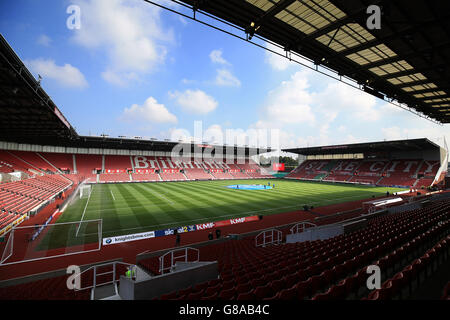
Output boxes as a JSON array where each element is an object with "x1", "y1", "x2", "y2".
[
  {"x1": 102, "y1": 215, "x2": 260, "y2": 245},
  {"x1": 273, "y1": 163, "x2": 285, "y2": 171}
]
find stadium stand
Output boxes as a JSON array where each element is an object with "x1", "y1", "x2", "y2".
[
  {"x1": 9, "y1": 151, "x2": 56, "y2": 173},
  {"x1": 99, "y1": 173, "x2": 131, "y2": 183},
  {"x1": 287, "y1": 158, "x2": 442, "y2": 188},
  {"x1": 0, "y1": 150, "x2": 40, "y2": 173},
  {"x1": 138, "y1": 197, "x2": 450, "y2": 301},
  {"x1": 210, "y1": 170, "x2": 234, "y2": 180},
  {"x1": 159, "y1": 171, "x2": 187, "y2": 182},
  {"x1": 74, "y1": 154, "x2": 102, "y2": 175},
  {"x1": 104, "y1": 155, "x2": 132, "y2": 172},
  {"x1": 182, "y1": 161, "x2": 213, "y2": 180},
  {"x1": 40, "y1": 152, "x2": 74, "y2": 173},
  {"x1": 131, "y1": 173, "x2": 160, "y2": 182}
]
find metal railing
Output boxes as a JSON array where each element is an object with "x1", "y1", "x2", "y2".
[
  {"x1": 159, "y1": 247, "x2": 199, "y2": 274},
  {"x1": 290, "y1": 222, "x2": 317, "y2": 234},
  {"x1": 255, "y1": 229, "x2": 282, "y2": 247},
  {"x1": 73, "y1": 261, "x2": 135, "y2": 292}
]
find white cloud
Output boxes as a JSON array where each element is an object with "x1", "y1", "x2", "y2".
[
  {"x1": 122, "y1": 97, "x2": 177, "y2": 124},
  {"x1": 261, "y1": 70, "x2": 315, "y2": 125},
  {"x1": 215, "y1": 69, "x2": 241, "y2": 87},
  {"x1": 170, "y1": 89, "x2": 218, "y2": 115},
  {"x1": 209, "y1": 49, "x2": 229, "y2": 65},
  {"x1": 37, "y1": 34, "x2": 51, "y2": 47},
  {"x1": 101, "y1": 70, "x2": 140, "y2": 87},
  {"x1": 381, "y1": 124, "x2": 450, "y2": 147},
  {"x1": 264, "y1": 42, "x2": 295, "y2": 71},
  {"x1": 316, "y1": 82, "x2": 379, "y2": 122},
  {"x1": 71, "y1": 0, "x2": 173, "y2": 85},
  {"x1": 25, "y1": 58, "x2": 88, "y2": 88}
]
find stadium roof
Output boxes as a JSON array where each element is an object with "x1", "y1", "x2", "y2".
[
  {"x1": 0, "y1": 34, "x2": 269, "y2": 155},
  {"x1": 282, "y1": 138, "x2": 441, "y2": 155},
  {"x1": 0, "y1": 35, "x2": 77, "y2": 144},
  {"x1": 68, "y1": 135, "x2": 271, "y2": 156},
  {"x1": 174, "y1": 0, "x2": 450, "y2": 123}
]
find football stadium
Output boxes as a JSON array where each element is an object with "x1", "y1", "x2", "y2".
[{"x1": 0, "y1": 0, "x2": 449, "y2": 307}]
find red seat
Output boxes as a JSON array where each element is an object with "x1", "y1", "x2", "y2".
[
  {"x1": 186, "y1": 290, "x2": 204, "y2": 300},
  {"x1": 205, "y1": 284, "x2": 222, "y2": 296},
  {"x1": 253, "y1": 284, "x2": 274, "y2": 299},
  {"x1": 235, "y1": 282, "x2": 252, "y2": 295},
  {"x1": 269, "y1": 279, "x2": 285, "y2": 293},
  {"x1": 218, "y1": 287, "x2": 235, "y2": 300},
  {"x1": 278, "y1": 287, "x2": 296, "y2": 300},
  {"x1": 251, "y1": 277, "x2": 265, "y2": 288},
  {"x1": 178, "y1": 286, "x2": 193, "y2": 297},
  {"x1": 201, "y1": 292, "x2": 218, "y2": 300},
  {"x1": 236, "y1": 290, "x2": 255, "y2": 300}
]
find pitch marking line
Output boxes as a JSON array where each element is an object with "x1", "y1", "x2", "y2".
[
  {"x1": 75, "y1": 187, "x2": 92, "y2": 237},
  {"x1": 110, "y1": 190, "x2": 116, "y2": 201},
  {"x1": 80, "y1": 192, "x2": 373, "y2": 237}
]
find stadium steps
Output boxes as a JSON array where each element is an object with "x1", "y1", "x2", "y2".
[
  {"x1": 322, "y1": 160, "x2": 338, "y2": 172},
  {"x1": 314, "y1": 173, "x2": 327, "y2": 180},
  {"x1": 36, "y1": 153, "x2": 62, "y2": 173}
]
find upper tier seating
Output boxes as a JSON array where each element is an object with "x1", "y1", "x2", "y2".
[
  {"x1": 40, "y1": 153, "x2": 74, "y2": 172},
  {"x1": 104, "y1": 155, "x2": 132, "y2": 171},
  {"x1": 75, "y1": 154, "x2": 102, "y2": 175},
  {"x1": 9, "y1": 151, "x2": 55, "y2": 173},
  {"x1": 0, "y1": 151, "x2": 38, "y2": 173}
]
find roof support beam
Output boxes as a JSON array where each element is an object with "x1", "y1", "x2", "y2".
[
  {"x1": 407, "y1": 87, "x2": 450, "y2": 95},
  {"x1": 247, "y1": 0, "x2": 296, "y2": 38},
  {"x1": 379, "y1": 63, "x2": 448, "y2": 79}
]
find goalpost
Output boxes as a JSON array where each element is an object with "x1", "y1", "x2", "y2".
[
  {"x1": 0, "y1": 219, "x2": 102, "y2": 266},
  {"x1": 79, "y1": 184, "x2": 92, "y2": 199}
]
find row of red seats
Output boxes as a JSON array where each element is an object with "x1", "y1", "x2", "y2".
[
  {"x1": 0, "y1": 188, "x2": 44, "y2": 214},
  {"x1": 314, "y1": 214, "x2": 449, "y2": 300},
  {"x1": 0, "y1": 262, "x2": 130, "y2": 300},
  {"x1": 99, "y1": 173, "x2": 131, "y2": 182},
  {"x1": 287, "y1": 159, "x2": 440, "y2": 187},
  {"x1": 366, "y1": 233, "x2": 450, "y2": 300},
  {"x1": 147, "y1": 198, "x2": 449, "y2": 300},
  {"x1": 0, "y1": 212, "x2": 18, "y2": 229}
]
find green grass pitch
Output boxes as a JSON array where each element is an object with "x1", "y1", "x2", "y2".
[{"x1": 36, "y1": 179, "x2": 406, "y2": 250}]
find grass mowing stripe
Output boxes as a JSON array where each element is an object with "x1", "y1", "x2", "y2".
[
  {"x1": 151, "y1": 182, "x2": 256, "y2": 213},
  {"x1": 143, "y1": 183, "x2": 229, "y2": 220},
  {"x1": 128, "y1": 183, "x2": 192, "y2": 225},
  {"x1": 113, "y1": 183, "x2": 164, "y2": 230},
  {"x1": 48, "y1": 180, "x2": 406, "y2": 247}
]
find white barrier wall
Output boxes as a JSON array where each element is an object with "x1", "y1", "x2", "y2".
[{"x1": 286, "y1": 224, "x2": 344, "y2": 243}]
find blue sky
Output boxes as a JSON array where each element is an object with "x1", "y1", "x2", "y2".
[{"x1": 1, "y1": 0, "x2": 448, "y2": 152}]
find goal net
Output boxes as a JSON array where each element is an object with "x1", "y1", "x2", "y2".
[
  {"x1": 79, "y1": 184, "x2": 92, "y2": 199},
  {"x1": 0, "y1": 219, "x2": 102, "y2": 265}
]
